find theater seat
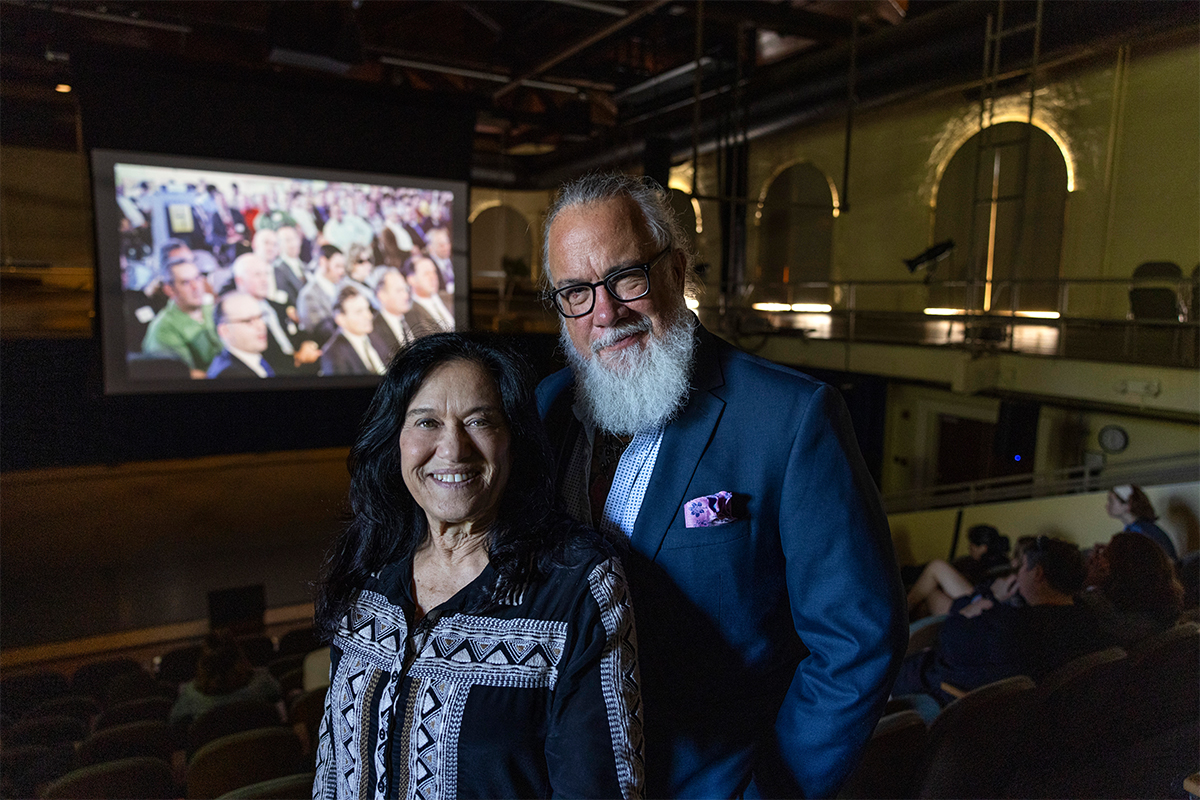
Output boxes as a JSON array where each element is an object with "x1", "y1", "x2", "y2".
[
  {"x1": 42, "y1": 756, "x2": 177, "y2": 800},
  {"x1": 186, "y1": 727, "x2": 303, "y2": 799},
  {"x1": 838, "y1": 709, "x2": 927, "y2": 799},
  {"x1": 77, "y1": 719, "x2": 177, "y2": 766},
  {"x1": 188, "y1": 699, "x2": 284, "y2": 756},
  {"x1": 215, "y1": 771, "x2": 316, "y2": 798},
  {"x1": 915, "y1": 675, "x2": 1036, "y2": 798}
]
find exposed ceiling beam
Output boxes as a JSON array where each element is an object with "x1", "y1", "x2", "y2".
[
  {"x1": 543, "y1": 0, "x2": 629, "y2": 17},
  {"x1": 493, "y1": 0, "x2": 672, "y2": 101},
  {"x1": 685, "y1": 3, "x2": 853, "y2": 41}
]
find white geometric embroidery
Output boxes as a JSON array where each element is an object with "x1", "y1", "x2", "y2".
[
  {"x1": 407, "y1": 614, "x2": 568, "y2": 689},
  {"x1": 396, "y1": 613, "x2": 568, "y2": 800},
  {"x1": 588, "y1": 558, "x2": 645, "y2": 800}
]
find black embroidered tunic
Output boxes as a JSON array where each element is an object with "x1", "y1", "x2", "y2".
[{"x1": 313, "y1": 542, "x2": 643, "y2": 800}]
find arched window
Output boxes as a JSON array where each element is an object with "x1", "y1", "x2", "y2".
[
  {"x1": 932, "y1": 122, "x2": 1068, "y2": 313},
  {"x1": 469, "y1": 204, "x2": 533, "y2": 329},
  {"x1": 754, "y1": 162, "x2": 835, "y2": 306}
]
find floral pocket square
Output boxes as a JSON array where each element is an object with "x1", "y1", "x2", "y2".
[{"x1": 684, "y1": 491, "x2": 744, "y2": 528}]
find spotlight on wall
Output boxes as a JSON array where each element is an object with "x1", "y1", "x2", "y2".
[{"x1": 903, "y1": 239, "x2": 955, "y2": 280}]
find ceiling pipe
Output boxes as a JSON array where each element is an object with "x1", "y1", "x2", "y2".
[
  {"x1": 519, "y1": 4, "x2": 995, "y2": 189},
  {"x1": 493, "y1": 0, "x2": 671, "y2": 101}
]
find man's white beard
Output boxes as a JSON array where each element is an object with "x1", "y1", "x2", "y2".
[{"x1": 563, "y1": 306, "x2": 696, "y2": 436}]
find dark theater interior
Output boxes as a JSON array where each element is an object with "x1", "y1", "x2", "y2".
[{"x1": 1, "y1": 1, "x2": 1197, "y2": 797}]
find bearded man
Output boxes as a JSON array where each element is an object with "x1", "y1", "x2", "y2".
[{"x1": 536, "y1": 173, "x2": 907, "y2": 799}]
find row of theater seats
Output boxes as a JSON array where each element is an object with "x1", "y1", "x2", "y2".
[
  {"x1": 838, "y1": 620, "x2": 1200, "y2": 798},
  {"x1": 0, "y1": 627, "x2": 329, "y2": 798}
]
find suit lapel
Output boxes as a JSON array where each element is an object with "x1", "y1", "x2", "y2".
[{"x1": 630, "y1": 326, "x2": 726, "y2": 560}]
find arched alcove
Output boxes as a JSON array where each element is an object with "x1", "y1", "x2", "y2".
[
  {"x1": 469, "y1": 204, "x2": 533, "y2": 330},
  {"x1": 932, "y1": 121, "x2": 1068, "y2": 312},
  {"x1": 754, "y1": 162, "x2": 834, "y2": 305}
]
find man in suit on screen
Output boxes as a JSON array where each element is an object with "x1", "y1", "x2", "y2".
[
  {"x1": 318, "y1": 287, "x2": 387, "y2": 377},
  {"x1": 536, "y1": 173, "x2": 907, "y2": 799},
  {"x1": 207, "y1": 291, "x2": 274, "y2": 378}
]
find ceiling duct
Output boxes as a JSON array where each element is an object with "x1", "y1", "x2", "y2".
[{"x1": 266, "y1": 1, "x2": 364, "y2": 75}]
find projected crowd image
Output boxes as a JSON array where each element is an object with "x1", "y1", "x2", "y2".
[{"x1": 114, "y1": 162, "x2": 457, "y2": 381}]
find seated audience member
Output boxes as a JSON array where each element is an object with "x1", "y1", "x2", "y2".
[
  {"x1": 341, "y1": 243, "x2": 380, "y2": 309},
  {"x1": 425, "y1": 226, "x2": 455, "y2": 292},
  {"x1": 892, "y1": 536, "x2": 1113, "y2": 706},
  {"x1": 405, "y1": 256, "x2": 455, "y2": 336},
  {"x1": 169, "y1": 631, "x2": 283, "y2": 728},
  {"x1": 141, "y1": 254, "x2": 220, "y2": 377},
  {"x1": 379, "y1": 205, "x2": 414, "y2": 266},
  {"x1": 1106, "y1": 484, "x2": 1178, "y2": 560},
  {"x1": 369, "y1": 267, "x2": 415, "y2": 361},
  {"x1": 207, "y1": 292, "x2": 274, "y2": 378},
  {"x1": 907, "y1": 525, "x2": 1013, "y2": 616},
  {"x1": 272, "y1": 224, "x2": 308, "y2": 308},
  {"x1": 318, "y1": 287, "x2": 387, "y2": 376},
  {"x1": 231, "y1": 253, "x2": 320, "y2": 376},
  {"x1": 952, "y1": 524, "x2": 1012, "y2": 584},
  {"x1": 1081, "y1": 531, "x2": 1185, "y2": 646},
  {"x1": 321, "y1": 201, "x2": 373, "y2": 257},
  {"x1": 298, "y1": 244, "x2": 346, "y2": 343}
]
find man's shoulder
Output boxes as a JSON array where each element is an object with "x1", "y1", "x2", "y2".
[
  {"x1": 700, "y1": 327, "x2": 826, "y2": 401},
  {"x1": 536, "y1": 366, "x2": 576, "y2": 421}
]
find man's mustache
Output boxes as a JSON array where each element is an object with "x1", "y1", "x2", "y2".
[{"x1": 591, "y1": 317, "x2": 653, "y2": 355}]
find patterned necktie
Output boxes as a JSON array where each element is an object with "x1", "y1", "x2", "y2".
[{"x1": 589, "y1": 431, "x2": 630, "y2": 522}]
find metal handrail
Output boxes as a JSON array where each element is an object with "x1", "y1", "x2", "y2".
[{"x1": 882, "y1": 451, "x2": 1200, "y2": 513}]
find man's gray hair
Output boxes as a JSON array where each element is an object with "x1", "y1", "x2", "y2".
[
  {"x1": 541, "y1": 172, "x2": 699, "y2": 297},
  {"x1": 369, "y1": 265, "x2": 404, "y2": 292}
]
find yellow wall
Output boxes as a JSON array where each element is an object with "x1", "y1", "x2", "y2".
[
  {"x1": 469, "y1": 188, "x2": 554, "y2": 281},
  {"x1": 889, "y1": 481, "x2": 1199, "y2": 566},
  {"x1": 698, "y1": 34, "x2": 1200, "y2": 319},
  {"x1": 0, "y1": 146, "x2": 94, "y2": 272}
]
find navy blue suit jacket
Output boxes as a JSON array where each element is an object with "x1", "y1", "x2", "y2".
[
  {"x1": 537, "y1": 324, "x2": 906, "y2": 798},
  {"x1": 206, "y1": 349, "x2": 273, "y2": 379}
]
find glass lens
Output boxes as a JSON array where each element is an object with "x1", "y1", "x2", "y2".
[
  {"x1": 557, "y1": 285, "x2": 593, "y2": 315},
  {"x1": 609, "y1": 268, "x2": 648, "y2": 301}
]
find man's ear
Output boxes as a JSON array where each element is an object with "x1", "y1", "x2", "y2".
[
  {"x1": 668, "y1": 249, "x2": 687, "y2": 290},
  {"x1": 162, "y1": 282, "x2": 177, "y2": 300}
]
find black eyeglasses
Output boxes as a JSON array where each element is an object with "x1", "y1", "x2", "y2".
[{"x1": 549, "y1": 247, "x2": 671, "y2": 318}]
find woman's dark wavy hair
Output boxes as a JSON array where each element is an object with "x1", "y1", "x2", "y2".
[
  {"x1": 315, "y1": 332, "x2": 568, "y2": 637},
  {"x1": 1100, "y1": 532, "x2": 1184, "y2": 622}
]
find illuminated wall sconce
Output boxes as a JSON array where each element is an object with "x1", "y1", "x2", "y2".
[{"x1": 55, "y1": 84, "x2": 72, "y2": 93}]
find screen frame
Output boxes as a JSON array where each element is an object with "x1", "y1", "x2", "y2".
[{"x1": 91, "y1": 148, "x2": 469, "y2": 395}]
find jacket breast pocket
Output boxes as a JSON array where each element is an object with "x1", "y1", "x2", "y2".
[{"x1": 660, "y1": 517, "x2": 751, "y2": 549}]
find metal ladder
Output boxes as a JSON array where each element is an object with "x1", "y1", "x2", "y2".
[{"x1": 965, "y1": 0, "x2": 1045, "y2": 322}]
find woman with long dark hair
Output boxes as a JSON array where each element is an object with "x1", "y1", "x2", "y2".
[
  {"x1": 312, "y1": 333, "x2": 642, "y2": 800},
  {"x1": 1083, "y1": 531, "x2": 1184, "y2": 646}
]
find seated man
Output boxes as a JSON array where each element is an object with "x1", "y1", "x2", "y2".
[
  {"x1": 318, "y1": 287, "x2": 387, "y2": 376},
  {"x1": 404, "y1": 255, "x2": 454, "y2": 336},
  {"x1": 892, "y1": 536, "x2": 1114, "y2": 706},
  {"x1": 141, "y1": 253, "x2": 220, "y2": 377},
  {"x1": 298, "y1": 244, "x2": 346, "y2": 343},
  {"x1": 207, "y1": 292, "x2": 274, "y2": 378},
  {"x1": 368, "y1": 266, "x2": 415, "y2": 361}
]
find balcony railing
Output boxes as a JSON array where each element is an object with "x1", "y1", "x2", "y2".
[
  {"x1": 881, "y1": 450, "x2": 1200, "y2": 513},
  {"x1": 705, "y1": 276, "x2": 1199, "y2": 368}
]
